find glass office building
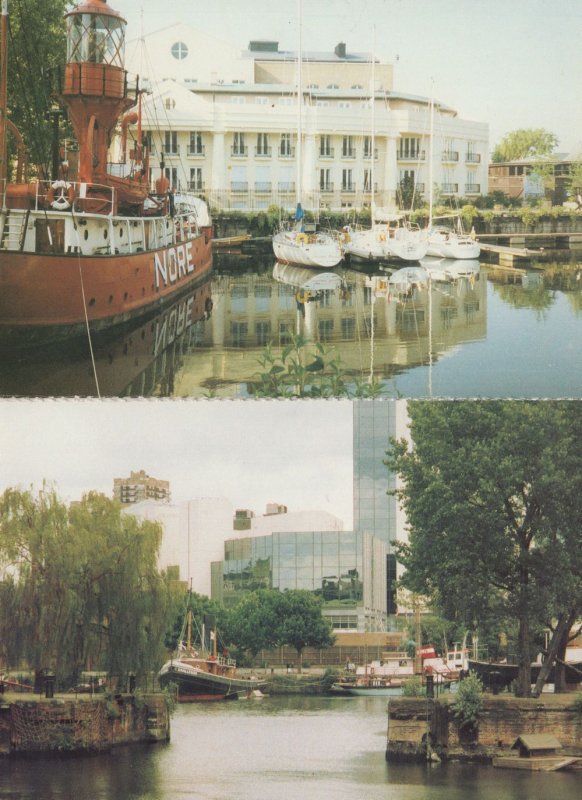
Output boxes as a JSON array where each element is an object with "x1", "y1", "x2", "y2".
[
  {"x1": 211, "y1": 529, "x2": 387, "y2": 632},
  {"x1": 353, "y1": 400, "x2": 407, "y2": 616}
]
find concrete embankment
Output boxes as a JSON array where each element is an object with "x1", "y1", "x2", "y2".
[
  {"x1": 386, "y1": 695, "x2": 582, "y2": 764},
  {"x1": 0, "y1": 693, "x2": 169, "y2": 756}
]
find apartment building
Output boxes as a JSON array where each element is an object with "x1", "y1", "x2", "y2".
[
  {"x1": 126, "y1": 26, "x2": 488, "y2": 212},
  {"x1": 113, "y1": 469, "x2": 171, "y2": 504}
]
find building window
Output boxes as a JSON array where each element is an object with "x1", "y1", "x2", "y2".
[
  {"x1": 398, "y1": 137, "x2": 420, "y2": 160},
  {"x1": 164, "y1": 131, "x2": 178, "y2": 155},
  {"x1": 164, "y1": 167, "x2": 178, "y2": 190},
  {"x1": 188, "y1": 131, "x2": 204, "y2": 156},
  {"x1": 189, "y1": 168, "x2": 203, "y2": 191},
  {"x1": 256, "y1": 133, "x2": 271, "y2": 157},
  {"x1": 231, "y1": 322, "x2": 248, "y2": 347},
  {"x1": 232, "y1": 132, "x2": 247, "y2": 157},
  {"x1": 171, "y1": 41, "x2": 188, "y2": 60},
  {"x1": 256, "y1": 320, "x2": 271, "y2": 345},
  {"x1": 280, "y1": 133, "x2": 294, "y2": 157},
  {"x1": 342, "y1": 136, "x2": 355, "y2": 158},
  {"x1": 320, "y1": 168, "x2": 332, "y2": 191},
  {"x1": 342, "y1": 169, "x2": 354, "y2": 191},
  {"x1": 320, "y1": 135, "x2": 332, "y2": 157}
]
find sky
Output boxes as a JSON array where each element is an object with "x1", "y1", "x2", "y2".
[
  {"x1": 112, "y1": 0, "x2": 582, "y2": 154},
  {"x1": 0, "y1": 399, "x2": 355, "y2": 526}
]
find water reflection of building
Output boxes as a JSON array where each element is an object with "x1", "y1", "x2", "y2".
[
  {"x1": 172, "y1": 265, "x2": 487, "y2": 395},
  {"x1": 211, "y1": 530, "x2": 387, "y2": 633}
]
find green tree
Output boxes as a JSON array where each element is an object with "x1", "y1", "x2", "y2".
[
  {"x1": 5, "y1": 0, "x2": 70, "y2": 176},
  {"x1": 491, "y1": 128, "x2": 558, "y2": 163},
  {"x1": 0, "y1": 487, "x2": 174, "y2": 686},
  {"x1": 387, "y1": 401, "x2": 582, "y2": 697},
  {"x1": 226, "y1": 588, "x2": 335, "y2": 672},
  {"x1": 566, "y1": 161, "x2": 582, "y2": 196},
  {"x1": 276, "y1": 590, "x2": 335, "y2": 673}
]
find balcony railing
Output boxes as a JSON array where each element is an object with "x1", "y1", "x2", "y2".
[
  {"x1": 397, "y1": 150, "x2": 426, "y2": 161},
  {"x1": 362, "y1": 182, "x2": 379, "y2": 194},
  {"x1": 465, "y1": 183, "x2": 481, "y2": 194},
  {"x1": 231, "y1": 146, "x2": 248, "y2": 157},
  {"x1": 278, "y1": 182, "x2": 296, "y2": 192},
  {"x1": 465, "y1": 153, "x2": 481, "y2": 163},
  {"x1": 164, "y1": 144, "x2": 180, "y2": 156},
  {"x1": 255, "y1": 182, "x2": 272, "y2": 192},
  {"x1": 187, "y1": 145, "x2": 205, "y2": 157},
  {"x1": 279, "y1": 147, "x2": 296, "y2": 158},
  {"x1": 341, "y1": 148, "x2": 356, "y2": 158},
  {"x1": 187, "y1": 182, "x2": 205, "y2": 192},
  {"x1": 441, "y1": 150, "x2": 459, "y2": 162},
  {"x1": 231, "y1": 181, "x2": 249, "y2": 192},
  {"x1": 255, "y1": 146, "x2": 272, "y2": 158},
  {"x1": 320, "y1": 183, "x2": 335, "y2": 193},
  {"x1": 341, "y1": 184, "x2": 356, "y2": 193},
  {"x1": 319, "y1": 147, "x2": 335, "y2": 159},
  {"x1": 363, "y1": 149, "x2": 379, "y2": 160},
  {"x1": 441, "y1": 183, "x2": 459, "y2": 194}
]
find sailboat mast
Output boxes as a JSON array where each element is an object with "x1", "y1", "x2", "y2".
[
  {"x1": 296, "y1": 0, "x2": 302, "y2": 208},
  {"x1": 370, "y1": 27, "x2": 375, "y2": 220},
  {"x1": 0, "y1": 0, "x2": 8, "y2": 194},
  {"x1": 428, "y1": 95, "x2": 434, "y2": 228}
]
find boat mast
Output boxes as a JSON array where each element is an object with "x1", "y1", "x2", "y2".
[
  {"x1": 296, "y1": 0, "x2": 303, "y2": 213},
  {"x1": 370, "y1": 27, "x2": 375, "y2": 222},
  {"x1": 428, "y1": 92, "x2": 434, "y2": 228},
  {"x1": 0, "y1": 0, "x2": 8, "y2": 196}
]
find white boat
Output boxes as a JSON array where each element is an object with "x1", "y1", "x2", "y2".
[
  {"x1": 425, "y1": 99, "x2": 480, "y2": 260},
  {"x1": 342, "y1": 225, "x2": 392, "y2": 262},
  {"x1": 387, "y1": 223, "x2": 429, "y2": 262},
  {"x1": 272, "y1": 1, "x2": 342, "y2": 269},
  {"x1": 427, "y1": 224, "x2": 481, "y2": 259},
  {"x1": 273, "y1": 219, "x2": 342, "y2": 268}
]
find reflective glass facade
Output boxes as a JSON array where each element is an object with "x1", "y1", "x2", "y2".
[
  {"x1": 211, "y1": 529, "x2": 387, "y2": 632},
  {"x1": 353, "y1": 400, "x2": 404, "y2": 616}
]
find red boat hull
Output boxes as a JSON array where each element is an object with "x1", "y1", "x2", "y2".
[{"x1": 0, "y1": 227, "x2": 212, "y2": 338}]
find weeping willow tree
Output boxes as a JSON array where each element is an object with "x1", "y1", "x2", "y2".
[{"x1": 0, "y1": 487, "x2": 178, "y2": 687}]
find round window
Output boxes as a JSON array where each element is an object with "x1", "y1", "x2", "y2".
[{"x1": 171, "y1": 41, "x2": 188, "y2": 60}]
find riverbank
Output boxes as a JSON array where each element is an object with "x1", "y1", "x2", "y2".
[
  {"x1": 386, "y1": 694, "x2": 582, "y2": 765},
  {"x1": 0, "y1": 692, "x2": 169, "y2": 756}
]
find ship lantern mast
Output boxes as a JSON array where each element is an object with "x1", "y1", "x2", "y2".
[{"x1": 60, "y1": 0, "x2": 132, "y2": 185}]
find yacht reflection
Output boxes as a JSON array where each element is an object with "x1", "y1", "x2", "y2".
[
  {"x1": 169, "y1": 261, "x2": 486, "y2": 396},
  {"x1": 0, "y1": 277, "x2": 213, "y2": 397}
]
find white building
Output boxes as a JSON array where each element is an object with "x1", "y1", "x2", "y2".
[
  {"x1": 125, "y1": 496, "x2": 233, "y2": 597},
  {"x1": 234, "y1": 505, "x2": 344, "y2": 538},
  {"x1": 124, "y1": 28, "x2": 488, "y2": 212}
]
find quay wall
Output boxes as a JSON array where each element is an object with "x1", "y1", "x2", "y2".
[
  {"x1": 0, "y1": 694, "x2": 169, "y2": 756},
  {"x1": 386, "y1": 696, "x2": 582, "y2": 764}
]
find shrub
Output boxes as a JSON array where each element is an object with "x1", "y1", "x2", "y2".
[
  {"x1": 402, "y1": 675, "x2": 425, "y2": 697},
  {"x1": 451, "y1": 672, "x2": 483, "y2": 731}
]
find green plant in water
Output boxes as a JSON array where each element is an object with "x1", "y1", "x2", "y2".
[
  {"x1": 451, "y1": 672, "x2": 483, "y2": 730},
  {"x1": 250, "y1": 334, "x2": 385, "y2": 398}
]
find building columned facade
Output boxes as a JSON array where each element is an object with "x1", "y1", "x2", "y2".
[
  {"x1": 211, "y1": 529, "x2": 387, "y2": 632},
  {"x1": 125, "y1": 26, "x2": 488, "y2": 212}
]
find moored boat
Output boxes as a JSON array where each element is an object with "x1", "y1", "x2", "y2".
[
  {"x1": 158, "y1": 611, "x2": 267, "y2": 701},
  {"x1": 0, "y1": 0, "x2": 212, "y2": 349}
]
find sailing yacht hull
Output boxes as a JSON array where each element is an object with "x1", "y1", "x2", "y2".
[
  {"x1": 273, "y1": 231, "x2": 342, "y2": 268},
  {"x1": 427, "y1": 233, "x2": 481, "y2": 260}
]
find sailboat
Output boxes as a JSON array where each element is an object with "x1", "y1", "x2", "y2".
[
  {"x1": 272, "y1": 0, "x2": 342, "y2": 269},
  {"x1": 0, "y1": 0, "x2": 212, "y2": 350},
  {"x1": 425, "y1": 99, "x2": 480, "y2": 260},
  {"x1": 343, "y1": 38, "x2": 427, "y2": 265}
]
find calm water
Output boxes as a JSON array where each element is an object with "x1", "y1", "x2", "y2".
[
  {"x1": 0, "y1": 254, "x2": 581, "y2": 398},
  {"x1": 0, "y1": 696, "x2": 579, "y2": 799}
]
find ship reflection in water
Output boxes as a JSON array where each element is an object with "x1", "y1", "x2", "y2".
[
  {"x1": 0, "y1": 277, "x2": 214, "y2": 398},
  {"x1": 1, "y1": 254, "x2": 581, "y2": 398}
]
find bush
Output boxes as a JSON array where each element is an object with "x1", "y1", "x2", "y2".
[
  {"x1": 451, "y1": 672, "x2": 483, "y2": 731},
  {"x1": 402, "y1": 675, "x2": 425, "y2": 697}
]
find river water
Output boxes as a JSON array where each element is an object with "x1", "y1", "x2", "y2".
[
  {"x1": 0, "y1": 254, "x2": 581, "y2": 398},
  {"x1": 0, "y1": 696, "x2": 579, "y2": 799}
]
